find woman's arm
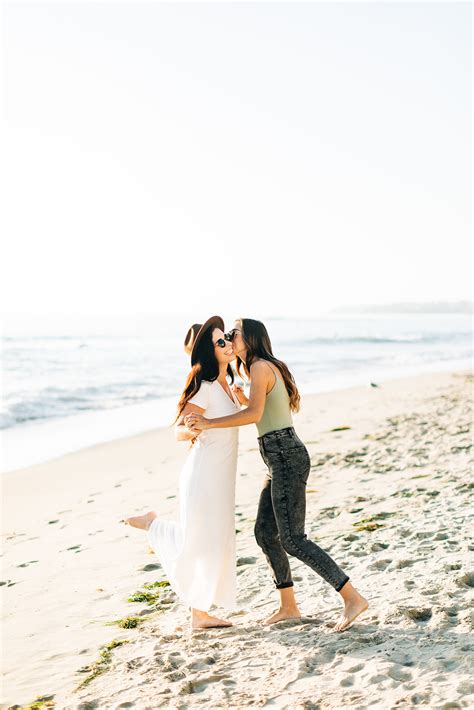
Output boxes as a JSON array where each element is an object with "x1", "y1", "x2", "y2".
[
  {"x1": 175, "y1": 403, "x2": 205, "y2": 441},
  {"x1": 185, "y1": 361, "x2": 271, "y2": 431}
]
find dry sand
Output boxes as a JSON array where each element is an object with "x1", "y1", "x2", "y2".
[{"x1": 1, "y1": 370, "x2": 473, "y2": 709}]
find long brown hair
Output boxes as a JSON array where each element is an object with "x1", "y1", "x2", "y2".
[
  {"x1": 235, "y1": 318, "x2": 300, "y2": 413},
  {"x1": 175, "y1": 326, "x2": 234, "y2": 421}
]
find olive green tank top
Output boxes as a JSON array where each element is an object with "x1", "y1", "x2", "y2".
[{"x1": 256, "y1": 363, "x2": 293, "y2": 437}]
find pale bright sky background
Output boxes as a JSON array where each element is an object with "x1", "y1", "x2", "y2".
[{"x1": 1, "y1": 1, "x2": 472, "y2": 322}]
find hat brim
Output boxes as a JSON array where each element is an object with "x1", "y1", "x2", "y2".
[{"x1": 190, "y1": 315, "x2": 225, "y2": 363}]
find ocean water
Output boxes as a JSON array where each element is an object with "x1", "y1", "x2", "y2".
[{"x1": 1, "y1": 314, "x2": 472, "y2": 472}]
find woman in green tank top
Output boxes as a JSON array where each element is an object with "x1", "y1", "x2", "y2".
[{"x1": 186, "y1": 318, "x2": 368, "y2": 632}]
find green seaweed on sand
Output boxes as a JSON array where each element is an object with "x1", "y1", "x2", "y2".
[
  {"x1": 330, "y1": 426, "x2": 351, "y2": 432},
  {"x1": 128, "y1": 590, "x2": 160, "y2": 604},
  {"x1": 143, "y1": 580, "x2": 170, "y2": 590},
  {"x1": 76, "y1": 639, "x2": 129, "y2": 689},
  {"x1": 353, "y1": 521, "x2": 385, "y2": 532},
  {"x1": 390, "y1": 489, "x2": 414, "y2": 498},
  {"x1": 353, "y1": 512, "x2": 395, "y2": 532},
  {"x1": 106, "y1": 616, "x2": 143, "y2": 629},
  {"x1": 17, "y1": 695, "x2": 55, "y2": 709},
  {"x1": 361, "y1": 512, "x2": 395, "y2": 521},
  {"x1": 128, "y1": 579, "x2": 171, "y2": 605}
]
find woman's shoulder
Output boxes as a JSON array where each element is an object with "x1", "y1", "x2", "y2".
[
  {"x1": 198, "y1": 380, "x2": 220, "y2": 401},
  {"x1": 250, "y1": 359, "x2": 273, "y2": 373},
  {"x1": 198, "y1": 379, "x2": 215, "y2": 389}
]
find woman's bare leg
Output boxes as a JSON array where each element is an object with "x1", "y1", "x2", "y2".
[
  {"x1": 123, "y1": 511, "x2": 157, "y2": 529},
  {"x1": 191, "y1": 609, "x2": 233, "y2": 629},
  {"x1": 262, "y1": 586, "x2": 301, "y2": 625},
  {"x1": 334, "y1": 581, "x2": 369, "y2": 632},
  {"x1": 124, "y1": 513, "x2": 232, "y2": 629}
]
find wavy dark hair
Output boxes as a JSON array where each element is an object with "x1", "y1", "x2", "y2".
[
  {"x1": 235, "y1": 318, "x2": 300, "y2": 413},
  {"x1": 175, "y1": 326, "x2": 234, "y2": 422}
]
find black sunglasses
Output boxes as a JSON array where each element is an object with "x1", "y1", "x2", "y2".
[
  {"x1": 214, "y1": 333, "x2": 233, "y2": 349},
  {"x1": 225, "y1": 329, "x2": 240, "y2": 341}
]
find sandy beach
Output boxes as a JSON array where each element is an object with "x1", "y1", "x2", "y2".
[{"x1": 1, "y1": 370, "x2": 473, "y2": 709}]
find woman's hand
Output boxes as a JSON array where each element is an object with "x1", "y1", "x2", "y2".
[
  {"x1": 232, "y1": 384, "x2": 249, "y2": 406},
  {"x1": 184, "y1": 412, "x2": 210, "y2": 432}
]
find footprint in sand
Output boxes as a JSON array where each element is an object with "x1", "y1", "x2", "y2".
[
  {"x1": 165, "y1": 669, "x2": 186, "y2": 682},
  {"x1": 236, "y1": 556, "x2": 257, "y2": 566},
  {"x1": 456, "y1": 572, "x2": 474, "y2": 588},
  {"x1": 396, "y1": 558, "x2": 418, "y2": 569},
  {"x1": 387, "y1": 650, "x2": 414, "y2": 666},
  {"x1": 402, "y1": 607, "x2": 432, "y2": 621},
  {"x1": 371, "y1": 542, "x2": 389, "y2": 551},
  {"x1": 125, "y1": 657, "x2": 145, "y2": 670},
  {"x1": 193, "y1": 674, "x2": 232, "y2": 691},
  {"x1": 415, "y1": 530, "x2": 436, "y2": 539},
  {"x1": 153, "y1": 634, "x2": 180, "y2": 647},
  {"x1": 370, "y1": 558, "x2": 392, "y2": 571},
  {"x1": 347, "y1": 663, "x2": 365, "y2": 673},
  {"x1": 369, "y1": 673, "x2": 388, "y2": 684},
  {"x1": 457, "y1": 680, "x2": 474, "y2": 694},
  {"x1": 185, "y1": 655, "x2": 217, "y2": 671},
  {"x1": 17, "y1": 560, "x2": 39, "y2": 568},
  {"x1": 388, "y1": 665, "x2": 412, "y2": 682},
  {"x1": 421, "y1": 585, "x2": 442, "y2": 597}
]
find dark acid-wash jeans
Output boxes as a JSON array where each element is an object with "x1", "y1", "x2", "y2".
[{"x1": 256, "y1": 427, "x2": 349, "y2": 592}]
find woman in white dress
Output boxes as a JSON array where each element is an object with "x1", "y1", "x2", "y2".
[{"x1": 124, "y1": 316, "x2": 241, "y2": 629}]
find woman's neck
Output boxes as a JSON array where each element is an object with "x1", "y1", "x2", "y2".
[{"x1": 218, "y1": 364, "x2": 229, "y2": 381}]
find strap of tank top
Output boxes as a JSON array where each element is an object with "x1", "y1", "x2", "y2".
[{"x1": 261, "y1": 360, "x2": 277, "y2": 394}]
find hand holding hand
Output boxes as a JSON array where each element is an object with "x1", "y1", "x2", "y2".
[
  {"x1": 184, "y1": 412, "x2": 209, "y2": 432},
  {"x1": 232, "y1": 384, "x2": 249, "y2": 406}
]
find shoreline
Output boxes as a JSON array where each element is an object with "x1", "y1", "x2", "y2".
[
  {"x1": 1, "y1": 360, "x2": 471, "y2": 475},
  {"x1": 1, "y1": 368, "x2": 472, "y2": 708}
]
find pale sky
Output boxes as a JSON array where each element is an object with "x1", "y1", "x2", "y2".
[{"x1": 1, "y1": 1, "x2": 472, "y2": 319}]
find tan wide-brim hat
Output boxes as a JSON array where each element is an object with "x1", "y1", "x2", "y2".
[{"x1": 184, "y1": 315, "x2": 225, "y2": 363}]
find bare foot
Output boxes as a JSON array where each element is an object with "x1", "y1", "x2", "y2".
[
  {"x1": 123, "y1": 511, "x2": 157, "y2": 531},
  {"x1": 191, "y1": 610, "x2": 233, "y2": 629},
  {"x1": 261, "y1": 608, "x2": 301, "y2": 625},
  {"x1": 334, "y1": 593, "x2": 369, "y2": 632}
]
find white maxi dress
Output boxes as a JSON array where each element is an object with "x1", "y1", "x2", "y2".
[{"x1": 148, "y1": 380, "x2": 240, "y2": 611}]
